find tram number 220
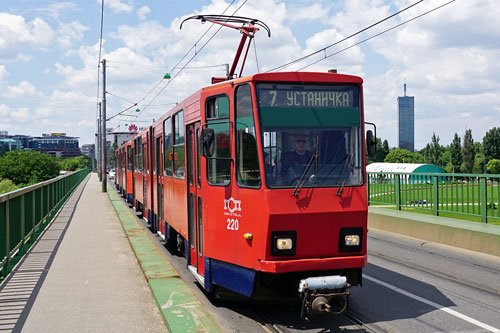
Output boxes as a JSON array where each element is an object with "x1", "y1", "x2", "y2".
[{"x1": 226, "y1": 218, "x2": 239, "y2": 231}]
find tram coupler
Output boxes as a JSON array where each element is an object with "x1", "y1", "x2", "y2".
[{"x1": 298, "y1": 275, "x2": 350, "y2": 321}]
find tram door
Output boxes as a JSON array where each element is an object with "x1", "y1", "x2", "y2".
[
  {"x1": 122, "y1": 147, "x2": 126, "y2": 194},
  {"x1": 131, "y1": 146, "x2": 135, "y2": 204},
  {"x1": 155, "y1": 135, "x2": 163, "y2": 231},
  {"x1": 187, "y1": 122, "x2": 203, "y2": 274},
  {"x1": 143, "y1": 134, "x2": 148, "y2": 209}
]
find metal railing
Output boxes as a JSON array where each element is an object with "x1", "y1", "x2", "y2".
[
  {"x1": 0, "y1": 168, "x2": 89, "y2": 281},
  {"x1": 367, "y1": 172, "x2": 500, "y2": 223}
]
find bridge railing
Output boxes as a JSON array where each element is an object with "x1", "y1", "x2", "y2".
[
  {"x1": 0, "y1": 168, "x2": 89, "y2": 281},
  {"x1": 367, "y1": 172, "x2": 500, "y2": 224}
]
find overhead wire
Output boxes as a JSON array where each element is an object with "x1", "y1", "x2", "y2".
[
  {"x1": 106, "y1": 91, "x2": 136, "y2": 105},
  {"x1": 114, "y1": 0, "x2": 238, "y2": 122},
  {"x1": 253, "y1": 35, "x2": 260, "y2": 73},
  {"x1": 128, "y1": 0, "x2": 237, "y2": 119},
  {"x1": 266, "y1": 0, "x2": 424, "y2": 73},
  {"x1": 136, "y1": 0, "x2": 247, "y2": 117},
  {"x1": 296, "y1": 0, "x2": 456, "y2": 71}
]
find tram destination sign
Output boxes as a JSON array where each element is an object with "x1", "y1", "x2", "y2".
[
  {"x1": 257, "y1": 84, "x2": 360, "y2": 127},
  {"x1": 259, "y1": 87, "x2": 355, "y2": 108}
]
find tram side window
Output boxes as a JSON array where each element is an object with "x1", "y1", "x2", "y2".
[
  {"x1": 206, "y1": 95, "x2": 231, "y2": 186},
  {"x1": 134, "y1": 139, "x2": 138, "y2": 171},
  {"x1": 127, "y1": 146, "x2": 133, "y2": 171},
  {"x1": 173, "y1": 111, "x2": 185, "y2": 179},
  {"x1": 122, "y1": 148, "x2": 125, "y2": 170},
  {"x1": 164, "y1": 117, "x2": 173, "y2": 177},
  {"x1": 235, "y1": 84, "x2": 260, "y2": 187},
  {"x1": 138, "y1": 137, "x2": 142, "y2": 172},
  {"x1": 134, "y1": 137, "x2": 142, "y2": 172},
  {"x1": 146, "y1": 133, "x2": 149, "y2": 174}
]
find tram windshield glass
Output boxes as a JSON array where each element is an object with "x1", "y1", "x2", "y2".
[{"x1": 256, "y1": 83, "x2": 363, "y2": 188}]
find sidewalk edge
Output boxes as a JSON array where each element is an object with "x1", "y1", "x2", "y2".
[{"x1": 106, "y1": 183, "x2": 221, "y2": 333}]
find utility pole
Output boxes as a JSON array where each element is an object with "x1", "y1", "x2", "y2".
[
  {"x1": 97, "y1": 102, "x2": 102, "y2": 181},
  {"x1": 92, "y1": 138, "x2": 96, "y2": 172},
  {"x1": 101, "y1": 59, "x2": 107, "y2": 192}
]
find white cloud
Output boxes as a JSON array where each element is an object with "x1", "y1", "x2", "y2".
[
  {"x1": 0, "y1": 14, "x2": 54, "y2": 60},
  {"x1": 288, "y1": 2, "x2": 332, "y2": 24},
  {"x1": 54, "y1": 42, "x2": 101, "y2": 90},
  {"x1": 0, "y1": 66, "x2": 40, "y2": 99},
  {"x1": 111, "y1": 21, "x2": 170, "y2": 52},
  {"x1": 137, "y1": 6, "x2": 151, "y2": 20},
  {"x1": 105, "y1": 0, "x2": 133, "y2": 13},
  {"x1": 37, "y1": 2, "x2": 79, "y2": 20},
  {"x1": 56, "y1": 21, "x2": 89, "y2": 48}
]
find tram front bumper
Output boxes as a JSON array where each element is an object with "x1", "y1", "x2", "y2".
[{"x1": 257, "y1": 255, "x2": 366, "y2": 273}]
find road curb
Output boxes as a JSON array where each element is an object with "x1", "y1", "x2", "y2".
[{"x1": 107, "y1": 183, "x2": 221, "y2": 333}]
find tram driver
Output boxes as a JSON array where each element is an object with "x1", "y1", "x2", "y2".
[{"x1": 280, "y1": 134, "x2": 313, "y2": 183}]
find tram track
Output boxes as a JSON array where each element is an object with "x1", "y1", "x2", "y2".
[
  {"x1": 245, "y1": 304, "x2": 379, "y2": 333},
  {"x1": 343, "y1": 311, "x2": 381, "y2": 333}
]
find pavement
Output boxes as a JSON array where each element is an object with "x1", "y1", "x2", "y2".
[{"x1": 0, "y1": 173, "x2": 166, "y2": 332}]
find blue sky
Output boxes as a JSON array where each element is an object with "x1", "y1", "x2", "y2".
[{"x1": 1, "y1": 0, "x2": 499, "y2": 150}]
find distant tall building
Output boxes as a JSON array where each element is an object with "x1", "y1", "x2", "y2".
[{"x1": 398, "y1": 83, "x2": 415, "y2": 152}]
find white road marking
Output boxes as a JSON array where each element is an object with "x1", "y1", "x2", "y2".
[{"x1": 363, "y1": 274, "x2": 500, "y2": 333}]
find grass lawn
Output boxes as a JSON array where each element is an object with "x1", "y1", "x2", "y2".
[{"x1": 369, "y1": 180, "x2": 500, "y2": 225}]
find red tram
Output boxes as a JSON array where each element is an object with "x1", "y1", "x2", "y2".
[{"x1": 114, "y1": 16, "x2": 375, "y2": 320}]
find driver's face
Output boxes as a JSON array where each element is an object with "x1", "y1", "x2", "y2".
[{"x1": 294, "y1": 137, "x2": 307, "y2": 153}]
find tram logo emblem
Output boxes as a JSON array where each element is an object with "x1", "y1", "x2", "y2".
[{"x1": 224, "y1": 197, "x2": 241, "y2": 213}]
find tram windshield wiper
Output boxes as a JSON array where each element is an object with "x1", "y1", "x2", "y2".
[
  {"x1": 292, "y1": 137, "x2": 319, "y2": 197},
  {"x1": 336, "y1": 153, "x2": 352, "y2": 197}
]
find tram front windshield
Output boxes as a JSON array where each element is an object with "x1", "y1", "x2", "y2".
[{"x1": 256, "y1": 83, "x2": 363, "y2": 188}]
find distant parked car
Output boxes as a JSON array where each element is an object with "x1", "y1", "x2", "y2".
[{"x1": 109, "y1": 169, "x2": 115, "y2": 180}]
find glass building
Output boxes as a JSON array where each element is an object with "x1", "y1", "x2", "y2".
[{"x1": 398, "y1": 85, "x2": 414, "y2": 152}]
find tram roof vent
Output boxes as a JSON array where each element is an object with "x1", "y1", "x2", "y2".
[{"x1": 328, "y1": 69, "x2": 338, "y2": 74}]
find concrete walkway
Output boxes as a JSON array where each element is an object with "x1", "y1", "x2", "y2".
[{"x1": 0, "y1": 173, "x2": 165, "y2": 332}]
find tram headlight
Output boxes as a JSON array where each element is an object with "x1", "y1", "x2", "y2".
[
  {"x1": 339, "y1": 227, "x2": 363, "y2": 252},
  {"x1": 344, "y1": 235, "x2": 360, "y2": 246},
  {"x1": 271, "y1": 231, "x2": 297, "y2": 256},
  {"x1": 276, "y1": 238, "x2": 293, "y2": 250}
]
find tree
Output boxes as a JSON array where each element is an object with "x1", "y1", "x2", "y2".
[
  {"x1": 438, "y1": 148, "x2": 451, "y2": 169},
  {"x1": 486, "y1": 159, "x2": 500, "y2": 174},
  {"x1": 426, "y1": 132, "x2": 442, "y2": 166},
  {"x1": 0, "y1": 150, "x2": 60, "y2": 185},
  {"x1": 107, "y1": 142, "x2": 118, "y2": 166},
  {"x1": 0, "y1": 145, "x2": 8, "y2": 157},
  {"x1": 450, "y1": 133, "x2": 462, "y2": 173},
  {"x1": 462, "y1": 129, "x2": 474, "y2": 173},
  {"x1": 384, "y1": 148, "x2": 425, "y2": 163},
  {"x1": 483, "y1": 127, "x2": 500, "y2": 162},
  {"x1": 473, "y1": 151, "x2": 486, "y2": 174},
  {"x1": 367, "y1": 138, "x2": 390, "y2": 164},
  {"x1": 61, "y1": 156, "x2": 92, "y2": 171},
  {"x1": 382, "y1": 140, "x2": 390, "y2": 158},
  {"x1": 0, "y1": 178, "x2": 18, "y2": 194}
]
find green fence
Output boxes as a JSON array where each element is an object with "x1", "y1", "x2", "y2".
[
  {"x1": 367, "y1": 172, "x2": 500, "y2": 224},
  {"x1": 0, "y1": 168, "x2": 89, "y2": 282}
]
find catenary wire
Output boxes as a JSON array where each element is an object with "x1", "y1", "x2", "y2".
[
  {"x1": 128, "y1": 0, "x2": 237, "y2": 118},
  {"x1": 136, "y1": 0, "x2": 247, "y2": 117},
  {"x1": 105, "y1": 91, "x2": 136, "y2": 105},
  {"x1": 253, "y1": 35, "x2": 260, "y2": 73},
  {"x1": 266, "y1": 0, "x2": 424, "y2": 73},
  {"x1": 296, "y1": 0, "x2": 456, "y2": 71}
]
